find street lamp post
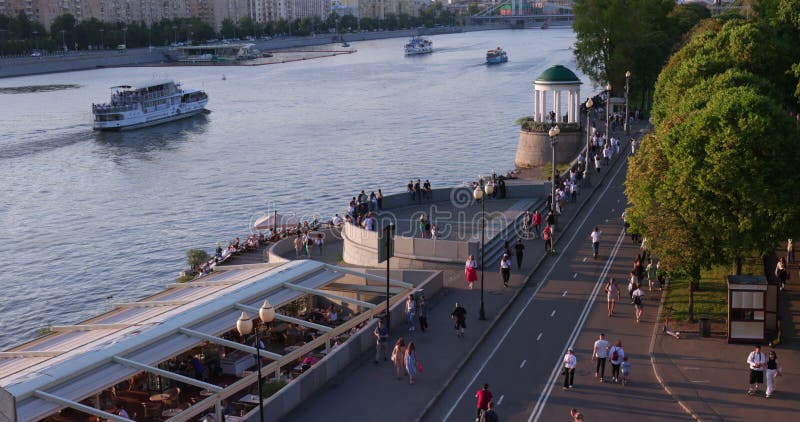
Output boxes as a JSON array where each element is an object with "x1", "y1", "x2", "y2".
[
  {"x1": 172, "y1": 26, "x2": 177, "y2": 45},
  {"x1": 60, "y1": 30, "x2": 66, "y2": 52},
  {"x1": 235, "y1": 300, "x2": 275, "y2": 422},
  {"x1": 99, "y1": 29, "x2": 104, "y2": 49},
  {"x1": 549, "y1": 125, "x2": 560, "y2": 253},
  {"x1": 32, "y1": 30, "x2": 38, "y2": 51},
  {"x1": 123, "y1": 27, "x2": 127, "y2": 47},
  {"x1": 473, "y1": 178, "x2": 494, "y2": 321},
  {"x1": 605, "y1": 82, "x2": 611, "y2": 137},
  {"x1": 584, "y1": 98, "x2": 593, "y2": 185},
  {"x1": 624, "y1": 71, "x2": 631, "y2": 134}
]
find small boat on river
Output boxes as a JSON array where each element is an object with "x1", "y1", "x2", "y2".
[
  {"x1": 486, "y1": 47, "x2": 508, "y2": 64},
  {"x1": 92, "y1": 79, "x2": 208, "y2": 131},
  {"x1": 404, "y1": 36, "x2": 433, "y2": 55}
]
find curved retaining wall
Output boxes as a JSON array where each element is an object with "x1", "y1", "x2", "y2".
[
  {"x1": 268, "y1": 228, "x2": 339, "y2": 263},
  {"x1": 341, "y1": 185, "x2": 541, "y2": 268},
  {"x1": 515, "y1": 129, "x2": 583, "y2": 168}
]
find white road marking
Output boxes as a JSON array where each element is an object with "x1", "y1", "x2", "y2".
[
  {"x1": 537, "y1": 333, "x2": 543, "y2": 341},
  {"x1": 582, "y1": 257, "x2": 587, "y2": 262},
  {"x1": 497, "y1": 395, "x2": 505, "y2": 405},
  {"x1": 573, "y1": 273, "x2": 578, "y2": 279},
  {"x1": 529, "y1": 229, "x2": 627, "y2": 422},
  {"x1": 562, "y1": 291, "x2": 567, "y2": 297},
  {"x1": 520, "y1": 360, "x2": 527, "y2": 368},
  {"x1": 550, "y1": 310, "x2": 556, "y2": 317},
  {"x1": 442, "y1": 159, "x2": 628, "y2": 422}
]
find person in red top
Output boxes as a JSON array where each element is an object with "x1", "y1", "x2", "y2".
[
  {"x1": 532, "y1": 209, "x2": 542, "y2": 239},
  {"x1": 475, "y1": 383, "x2": 493, "y2": 421}
]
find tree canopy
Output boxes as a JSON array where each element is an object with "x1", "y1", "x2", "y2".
[
  {"x1": 626, "y1": 10, "x2": 800, "y2": 276},
  {"x1": 572, "y1": 0, "x2": 709, "y2": 111}
]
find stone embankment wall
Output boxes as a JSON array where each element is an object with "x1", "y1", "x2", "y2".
[
  {"x1": 515, "y1": 129, "x2": 583, "y2": 168},
  {"x1": 0, "y1": 21, "x2": 572, "y2": 78},
  {"x1": 342, "y1": 184, "x2": 542, "y2": 268}
]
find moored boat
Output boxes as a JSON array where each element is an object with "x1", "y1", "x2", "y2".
[
  {"x1": 486, "y1": 47, "x2": 508, "y2": 64},
  {"x1": 404, "y1": 36, "x2": 433, "y2": 55},
  {"x1": 92, "y1": 80, "x2": 208, "y2": 131}
]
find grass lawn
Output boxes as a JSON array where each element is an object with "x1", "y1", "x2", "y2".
[{"x1": 663, "y1": 258, "x2": 763, "y2": 322}]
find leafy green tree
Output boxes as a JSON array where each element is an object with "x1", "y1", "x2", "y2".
[{"x1": 186, "y1": 249, "x2": 210, "y2": 271}]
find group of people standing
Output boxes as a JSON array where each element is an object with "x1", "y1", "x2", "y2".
[
  {"x1": 563, "y1": 334, "x2": 630, "y2": 390},
  {"x1": 372, "y1": 294, "x2": 430, "y2": 385},
  {"x1": 408, "y1": 179, "x2": 433, "y2": 202}
]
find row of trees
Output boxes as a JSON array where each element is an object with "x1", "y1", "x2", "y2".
[
  {"x1": 571, "y1": 0, "x2": 711, "y2": 113},
  {"x1": 625, "y1": 0, "x2": 800, "y2": 318},
  {"x1": 0, "y1": 2, "x2": 460, "y2": 55}
]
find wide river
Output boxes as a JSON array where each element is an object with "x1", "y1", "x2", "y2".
[{"x1": 0, "y1": 28, "x2": 594, "y2": 350}]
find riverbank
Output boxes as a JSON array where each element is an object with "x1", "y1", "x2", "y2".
[{"x1": 0, "y1": 20, "x2": 572, "y2": 79}]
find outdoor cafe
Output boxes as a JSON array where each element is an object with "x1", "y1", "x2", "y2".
[{"x1": 0, "y1": 260, "x2": 414, "y2": 421}]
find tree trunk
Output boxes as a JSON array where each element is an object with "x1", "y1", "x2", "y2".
[
  {"x1": 688, "y1": 279, "x2": 695, "y2": 323},
  {"x1": 732, "y1": 256, "x2": 742, "y2": 275}
]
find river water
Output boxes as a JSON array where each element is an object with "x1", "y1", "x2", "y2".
[{"x1": 0, "y1": 28, "x2": 593, "y2": 350}]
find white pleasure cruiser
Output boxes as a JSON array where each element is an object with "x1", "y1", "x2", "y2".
[
  {"x1": 92, "y1": 79, "x2": 208, "y2": 131},
  {"x1": 404, "y1": 36, "x2": 433, "y2": 55}
]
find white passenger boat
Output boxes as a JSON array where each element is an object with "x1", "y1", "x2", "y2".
[
  {"x1": 404, "y1": 36, "x2": 433, "y2": 55},
  {"x1": 92, "y1": 79, "x2": 208, "y2": 131}
]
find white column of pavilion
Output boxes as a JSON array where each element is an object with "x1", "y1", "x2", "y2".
[{"x1": 533, "y1": 65, "x2": 583, "y2": 124}]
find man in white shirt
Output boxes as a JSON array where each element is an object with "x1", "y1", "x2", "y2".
[
  {"x1": 590, "y1": 227, "x2": 602, "y2": 258},
  {"x1": 746, "y1": 345, "x2": 767, "y2": 395},
  {"x1": 592, "y1": 333, "x2": 610, "y2": 382},
  {"x1": 563, "y1": 347, "x2": 577, "y2": 389},
  {"x1": 332, "y1": 213, "x2": 343, "y2": 227}
]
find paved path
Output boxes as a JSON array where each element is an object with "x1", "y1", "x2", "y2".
[{"x1": 280, "y1": 127, "x2": 637, "y2": 421}]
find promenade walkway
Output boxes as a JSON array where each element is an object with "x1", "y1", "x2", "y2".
[
  {"x1": 647, "y1": 251, "x2": 800, "y2": 421},
  {"x1": 280, "y1": 126, "x2": 636, "y2": 421}
]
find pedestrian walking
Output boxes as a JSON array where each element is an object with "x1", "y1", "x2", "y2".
[
  {"x1": 765, "y1": 350, "x2": 782, "y2": 398},
  {"x1": 646, "y1": 258, "x2": 657, "y2": 291},
  {"x1": 562, "y1": 347, "x2": 576, "y2": 389},
  {"x1": 465, "y1": 255, "x2": 478, "y2": 289},
  {"x1": 532, "y1": 209, "x2": 542, "y2": 239},
  {"x1": 377, "y1": 189, "x2": 383, "y2": 210},
  {"x1": 500, "y1": 254, "x2": 511, "y2": 287},
  {"x1": 452, "y1": 302, "x2": 467, "y2": 337},
  {"x1": 405, "y1": 295, "x2": 416, "y2": 332},
  {"x1": 775, "y1": 257, "x2": 789, "y2": 291},
  {"x1": 620, "y1": 356, "x2": 631, "y2": 386},
  {"x1": 545, "y1": 210, "x2": 555, "y2": 233},
  {"x1": 522, "y1": 210, "x2": 532, "y2": 238},
  {"x1": 592, "y1": 333, "x2": 610, "y2": 382},
  {"x1": 746, "y1": 345, "x2": 767, "y2": 395},
  {"x1": 293, "y1": 235, "x2": 303, "y2": 259},
  {"x1": 391, "y1": 338, "x2": 407, "y2": 380},
  {"x1": 632, "y1": 285, "x2": 645, "y2": 323},
  {"x1": 594, "y1": 153, "x2": 601, "y2": 174},
  {"x1": 605, "y1": 278, "x2": 620, "y2": 317},
  {"x1": 787, "y1": 238, "x2": 794, "y2": 263},
  {"x1": 314, "y1": 233, "x2": 324, "y2": 254},
  {"x1": 418, "y1": 294, "x2": 428, "y2": 332},
  {"x1": 404, "y1": 341, "x2": 419, "y2": 385},
  {"x1": 609, "y1": 340, "x2": 625, "y2": 383},
  {"x1": 474, "y1": 384, "x2": 493, "y2": 422},
  {"x1": 514, "y1": 239, "x2": 525, "y2": 270},
  {"x1": 480, "y1": 400, "x2": 499, "y2": 422},
  {"x1": 628, "y1": 271, "x2": 637, "y2": 301},
  {"x1": 590, "y1": 226, "x2": 601, "y2": 258},
  {"x1": 373, "y1": 319, "x2": 389, "y2": 363},
  {"x1": 543, "y1": 224, "x2": 553, "y2": 253}
]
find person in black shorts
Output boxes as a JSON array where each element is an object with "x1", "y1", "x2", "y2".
[{"x1": 451, "y1": 302, "x2": 467, "y2": 337}]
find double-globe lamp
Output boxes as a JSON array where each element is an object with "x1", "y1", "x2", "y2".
[
  {"x1": 473, "y1": 179, "x2": 494, "y2": 320},
  {"x1": 584, "y1": 98, "x2": 594, "y2": 183},
  {"x1": 236, "y1": 300, "x2": 275, "y2": 422}
]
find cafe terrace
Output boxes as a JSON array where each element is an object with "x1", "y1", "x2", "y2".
[{"x1": 0, "y1": 260, "x2": 414, "y2": 421}]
